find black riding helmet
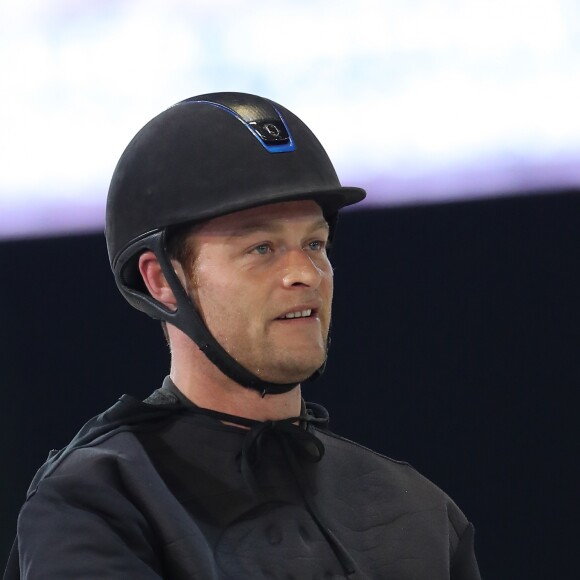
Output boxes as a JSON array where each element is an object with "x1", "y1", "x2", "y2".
[{"x1": 106, "y1": 92, "x2": 366, "y2": 395}]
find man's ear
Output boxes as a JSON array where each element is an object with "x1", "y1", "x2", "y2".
[{"x1": 138, "y1": 251, "x2": 178, "y2": 310}]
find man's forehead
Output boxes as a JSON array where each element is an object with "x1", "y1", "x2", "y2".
[{"x1": 196, "y1": 200, "x2": 328, "y2": 236}]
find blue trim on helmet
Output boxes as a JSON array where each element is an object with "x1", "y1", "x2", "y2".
[{"x1": 192, "y1": 100, "x2": 295, "y2": 154}]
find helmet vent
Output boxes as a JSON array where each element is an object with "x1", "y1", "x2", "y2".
[{"x1": 249, "y1": 120, "x2": 289, "y2": 145}]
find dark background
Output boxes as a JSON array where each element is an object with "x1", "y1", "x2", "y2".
[{"x1": 1, "y1": 191, "x2": 578, "y2": 578}]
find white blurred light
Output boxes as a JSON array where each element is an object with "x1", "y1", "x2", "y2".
[{"x1": 1, "y1": 0, "x2": 580, "y2": 238}]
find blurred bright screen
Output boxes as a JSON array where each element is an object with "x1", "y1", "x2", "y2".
[{"x1": 1, "y1": 0, "x2": 580, "y2": 238}]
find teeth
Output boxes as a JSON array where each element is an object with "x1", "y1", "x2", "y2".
[{"x1": 283, "y1": 309, "x2": 312, "y2": 319}]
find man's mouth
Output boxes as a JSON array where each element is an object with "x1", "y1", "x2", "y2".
[
  {"x1": 279, "y1": 309, "x2": 312, "y2": 320},
  {"x1": 276, "y1": 307, "x2": 317, "y2": 320}
]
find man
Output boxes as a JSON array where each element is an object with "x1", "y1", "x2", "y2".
[{"x1": 5, "y1": 93, "x2": 481, "y2": 578}]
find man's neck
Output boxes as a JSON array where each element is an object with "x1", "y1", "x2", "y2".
[{"x1": 168, "y1": 336, "x2": 303, "y2": 422}]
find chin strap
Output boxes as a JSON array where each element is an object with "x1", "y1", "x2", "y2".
[
  {"x1": 119, "y1": 230, "x2": 327, "y2": 395},
  {"x1": 117, "y1": 230, "x2": 327, "y2": 395}
]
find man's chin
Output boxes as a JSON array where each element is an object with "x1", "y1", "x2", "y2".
[{"x1": 254, "y1": 357, "x2": 327, "y2": 386}]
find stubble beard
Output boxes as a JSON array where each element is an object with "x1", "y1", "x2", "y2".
[{"x1": 236, "y1": 323, "x2": 331, "y2": 385}]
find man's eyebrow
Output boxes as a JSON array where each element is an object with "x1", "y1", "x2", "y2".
[{"x1": 227, "y1": 217, "x2": 329, "y2": 237}]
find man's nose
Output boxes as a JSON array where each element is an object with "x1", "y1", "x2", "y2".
[{"x1": 281, "y1": 249, "x2": 324, "y2": 289}]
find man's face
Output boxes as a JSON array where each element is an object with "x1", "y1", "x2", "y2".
[{"x1": 182, "y1": 200, "x2": 333, "y2": 384}]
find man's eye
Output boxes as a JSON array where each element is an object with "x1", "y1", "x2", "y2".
[
  {"x1": 308, "y1": 240, "x2": 326, "y2": 251},
  {"x1": 252, "y1": 244, "x2": 271, "y2": 255}
]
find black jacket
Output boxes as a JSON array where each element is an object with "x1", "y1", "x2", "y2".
[{"x1": 5, "y1": 379, "x2": 481, "y2": 579}]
